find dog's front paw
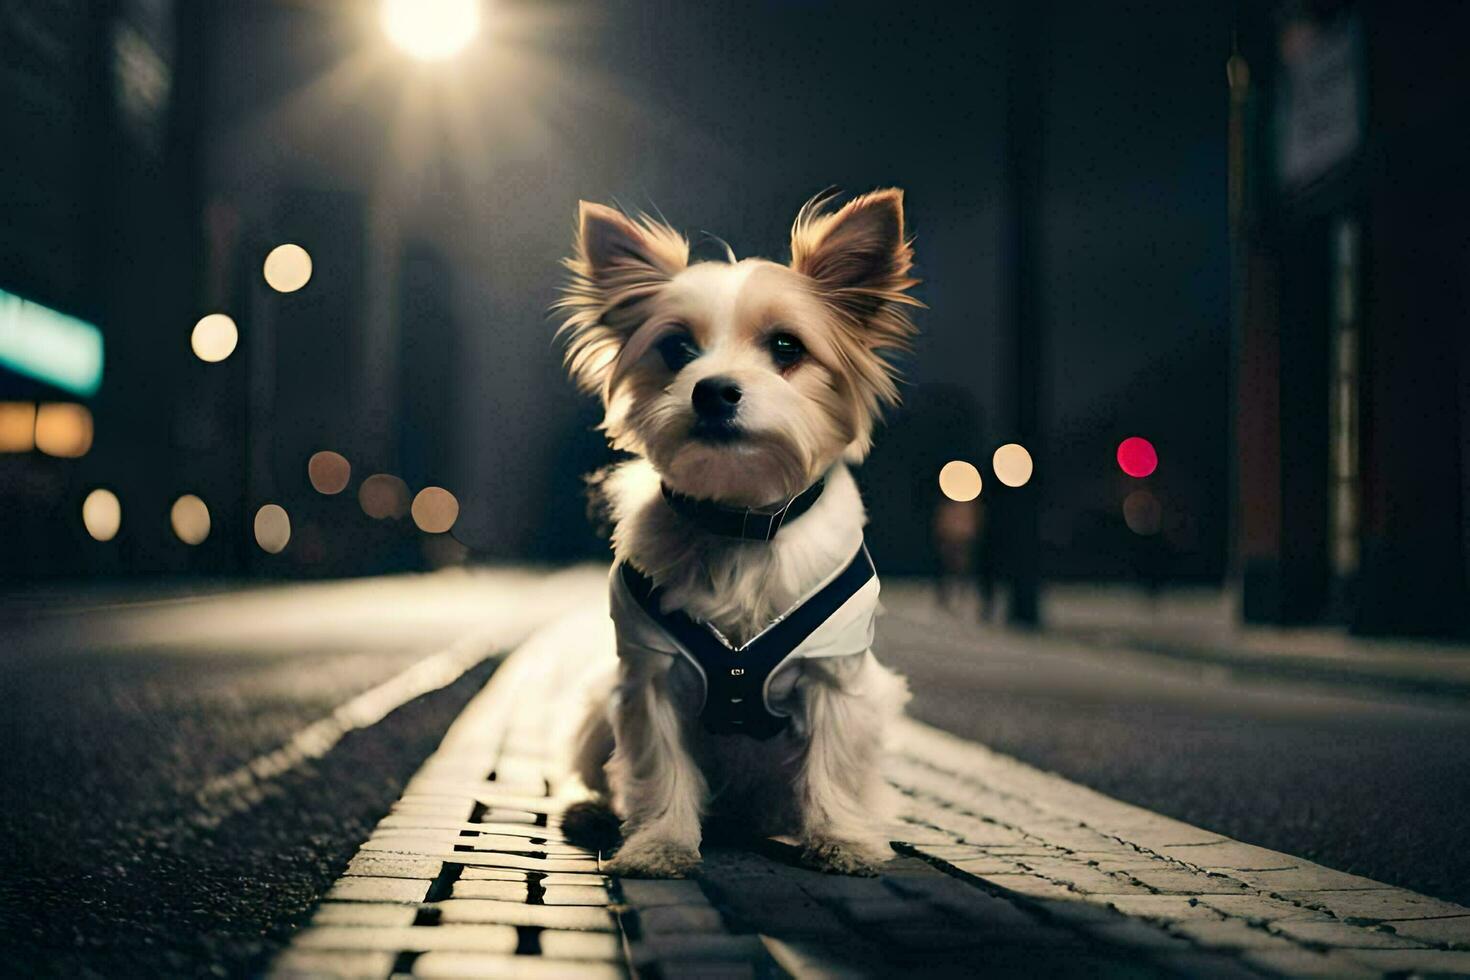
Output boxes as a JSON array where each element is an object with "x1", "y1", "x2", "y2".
[
  {"x1": 800, "y1": 837, "x2": 891, "y2": 876},
  {"x1": 607, "y1": 834, "x2": 701, "y2": 878}
]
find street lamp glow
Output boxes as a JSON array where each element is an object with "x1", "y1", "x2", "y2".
[
  {"x1": 263, "y1": 244, "x2": 312, "y2": 293},
  {"x1": 82, "y1": 488, "x2": 122, "y2": 542},
  {"x1": 411, "y1": 486, "x2": 460, "y2": 533},
  {"x1": 254, "y1": 504, "x2": 291, "y2": 554},
  {"x1": 360, "y1": 473, "x2": 411, "y2": 519},
  {"x1": 308, "y1": 450, "x2": 352, "y2": 495},
  {"x1": 992, "y1": 443, "x2": 1034, "y2": 487},
  {"x1": 171, "y1": 494, "x2": 211, "y2": 545},
  {"x1": 1117, "y1": 436, "x2": 1158, "y2": 478},
  {"x1": 34, "y1": 402, "x2": 93, "y2": 458},
  {"x1": 938, "y1": 460, "x2": 982, "y2": 502},
  {"x1": 191, "y1": 314, "x2": 238, "y2": 363},
  {"x1": 381, "y1": 0, "x2": 481, "y2": 61}
]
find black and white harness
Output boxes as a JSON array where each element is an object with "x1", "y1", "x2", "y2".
[{"x1": 608, "y1": 479, "x2": 880, "y2": 740}]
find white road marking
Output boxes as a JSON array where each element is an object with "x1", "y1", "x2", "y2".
[{"x1": 181, "y1": 567, "x2": 605, "y2": 829}]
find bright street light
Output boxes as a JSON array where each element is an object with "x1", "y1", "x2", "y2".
[{"x1": 381, "y1": 0, "x2": 481, "y2": 62}]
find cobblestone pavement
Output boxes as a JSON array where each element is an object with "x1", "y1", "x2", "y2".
[{"x1": 274, "y1": 608, "x2": 1470, "y2": 979}]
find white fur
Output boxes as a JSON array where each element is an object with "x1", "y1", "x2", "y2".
[{"x1": 559, "y1": 191, "x2": 919, "y2": 877}]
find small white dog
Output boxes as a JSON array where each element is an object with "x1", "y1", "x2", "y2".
[{"x1": 556, "y1": 190, "x2": 919, "y2": 877}]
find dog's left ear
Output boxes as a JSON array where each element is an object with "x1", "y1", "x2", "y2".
[
  {"x1": 790, "y1": 188, "x2": 920, "y2": 345},
  {"x1": 556, "y1": 202, "x2": 688, "y2": 396}
]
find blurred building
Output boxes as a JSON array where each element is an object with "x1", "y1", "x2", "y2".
[
  {"x1": 1234, "y1": 1, "x2": 1470, "y2": 636},
  {"x1": 0, "y1": 0, "x2": 210, "y2": 579}
]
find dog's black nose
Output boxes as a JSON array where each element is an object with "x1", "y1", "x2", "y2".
[{"x1": 692, "y1": 377, "x2": 742, "y2": 420}]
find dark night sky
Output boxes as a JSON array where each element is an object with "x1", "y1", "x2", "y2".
[{"x1": 206, "y1": 0, "x2": 1231, "y2": 570}]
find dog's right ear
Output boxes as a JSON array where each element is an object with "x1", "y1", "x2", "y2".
[{"x1": 555, "y1": 202, "x2": 688, "y2": 396}]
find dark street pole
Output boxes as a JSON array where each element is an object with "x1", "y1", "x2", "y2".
[{"x1": 1003, "y1": 0, "x2": 1043, "y2": 626}]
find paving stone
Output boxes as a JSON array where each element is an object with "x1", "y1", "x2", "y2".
[
  {"x1": 449, "y1": 879, "x2": 528, "y2": 902},
  {"x1": 478, "y1": 808, "x2": 544, "y2": 824},
  {"x1": 270, "y1": 949, "x2": 397, "y2": 979},
  {"x1": 1238, "y1": 948, "x2": 1380, "y2": 979},
  {"x1": 474, "y1": 822, "x2": 571, "y2": 842},
  {"x1": 964, "y1": 872, "x2": 1079, "y2": 902},
  {"x1": 359, "y1": 842, "x2": 598, "y2": 873},
  {"x1": 540, "y1": 883, "x2": 611, "y2": 906},
  {"x1": 392, "y1": 801, "x2": 477, "y2": 822},
  {"x1": 1090, "y1": 857, "x2": 1171, "y2": 873},
  {"x1": 411, "y1": 951, "x2": 624, "y2": 979},
  {"x1": 1270, "y1": 917, "x2": 1426, "y2": 949},
  {"x1": 637, "y1": 904, "x2": 727, "y2": 933},
  {"x1": 540, "y1": 872, "x2": 613, "y2": 888},
  {"x1": 1106, "y1": 895, "x2": 1223, "y2": 921},
  {"x1": 839, "y1": 898, "x2": 940, "y2": 924},
  {"x1": 292, "y1": 924, "x2": 519, "y2": 954},
  {"x1": 1027, "y1": 897, "x2": 1123, "y2": 925},
  {"x1": 1110, "y1": 820, "x2": 1227, "y2": 849},
  {"x1": 370, "y1": 830, "x2": 589, "y2": 858},
  {"x1": 1154, "y1": 842, "x2": 1299, "y2": 872},
  {"x1": 1017, "y1": 822, "x2": 1119, "y2": 852},
  {"x1": 458, "y1": 866, "x2": 531, "y2": 882},
  {"x1": 1150, "y1": 950, "x2": 1268, "y2": 980},
  {"x1": 653, "y1": 959, "x2": 758, "y2": 980},
  {"x1": 326, "y1": 876, "x2": 431, "y2": 904},
  {"x1": 1342, "y1": 948, "x2": 1470, "y2": 973},
  {"x1": 941, "y1": 856, "x2": 1028, "y2": 876},
  {"x1": 376, "y1": 816, "x2": 493, "y2": 833},
  {"x1": 1229, "y1": 866, "x2": 1384, "y2": 893},
  {"x1": 311, "y1": 902, "x2": 419, "y2": 927},
  {"x1": 916, "y1": 811, "x2": 1029, "y2": 846},
  {"x1": 617, "y1": 878, "x2": 708, "y2": 907},
  {"x1": 437, "y1": 898, "x2": 616, "y2": 931},
  {"x1": 1385, "y1": 914, "x2": 1470, "y2": 946},
  {"x1": 630, "y1": 933, "x2": 767, "y2": 964},
  {"x1": 1084, "y1": 918, "x2": 1192, "y2": 951},
  {"x1": 1276, "y1": 887, "x2": 1470, "y2": 923},
  {"x1": 1167, "y1": 917, "x2": 1302, "y2": 950},
  {"x1": 1127, "y1": 868, "x2": 1252, "y2": 895},
  {"x1": 1016, "y1": 859, "x2": 1149, "y2": 894},
  {"x1": 345, "y1": 855, "x2": 444, "y2": 880},
  {"x1": 885, "y1": 875, "x2": 1040, "y2": 929},
  {"x1": 1195, "y1": 894, "x2": 1333, "y2": 923},
  {"x1": 538, "y1": 929, "x2": 624, "y2": 961},
  {"x1": 761, "y1": 936, "x2": 872, "y2": 979},
  {"x1": 892, "y1": 822, "x2": 961, "y2": 846}
]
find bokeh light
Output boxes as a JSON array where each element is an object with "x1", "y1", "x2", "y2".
[
  {"x1": 34, "y1": 403, "x2": 93, "y2": 458},
  {"x1": 263, "y1": 244, "x2": 313, "y2": 293},
  {"x1": 411, "y1": 486, "x2": 460, "y2": 533},
  {"x1": 1123, "y1": 490, "x2": 1163, "y2": 536},
  {"x1": 992, "y1": 443, "x2": 1034, "y2": 487},
  {"x1": 308, "y1": 451, "x2": 352, "y2": 495},
  {"x1": 81, "y1": 489, "x2": 121, "y2": 542},
  {"x1": 170, "y1": 494, "x2": 211, "y2": 545},
  {"x1": 0, "y1": 402, "x2": 37, "y2": 452},
  {"x1": 1116, "y1": 436, "x2": 1158, "y2": 478},
  {"x1": 381, "y1": 0, "x2": 481, "y2": 61},
  {"x1": 253, "y1": 504, "x2": 291, "y2": 554},
  {"x1": 359, "y1": 473, "x2": 411, "y2": 519},
  {"x1": 191, "y1": 313, "x2": 238, "y2": 363},
  {"x1": 938, "y1": 460, "x2": 983, "y2": 502}
]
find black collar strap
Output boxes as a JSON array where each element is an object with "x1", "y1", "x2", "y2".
[{"x1": 661, "y1": 477, "x2": 826, "y2": 542}]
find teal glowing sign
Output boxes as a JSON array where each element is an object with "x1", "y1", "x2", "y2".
[{"x1": 0, "y1": 288, "x2": 104, "y2": 396}]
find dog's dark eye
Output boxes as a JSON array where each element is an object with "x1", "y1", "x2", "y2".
[
  {"x1": 768, "y1": 332, "x2": 805, "y2": 368},
  {"x1": 656, "y1": 330, "x2": 700, "y2": 371}
]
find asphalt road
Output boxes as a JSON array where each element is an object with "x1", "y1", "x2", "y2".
[
  {"x1": 2, "y1": 571, "x2": 1468, "y2": 976},
  {"x1": 878, "y1": 586, "x2": 1470, "y2": 910},
  {"x1": 0, "y1": 571, "x2": 593, "y2": 978}
]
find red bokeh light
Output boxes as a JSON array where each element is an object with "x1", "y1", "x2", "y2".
[{"x1": 1116, "y1": 436, "x2": 1158, "y2": 478}]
